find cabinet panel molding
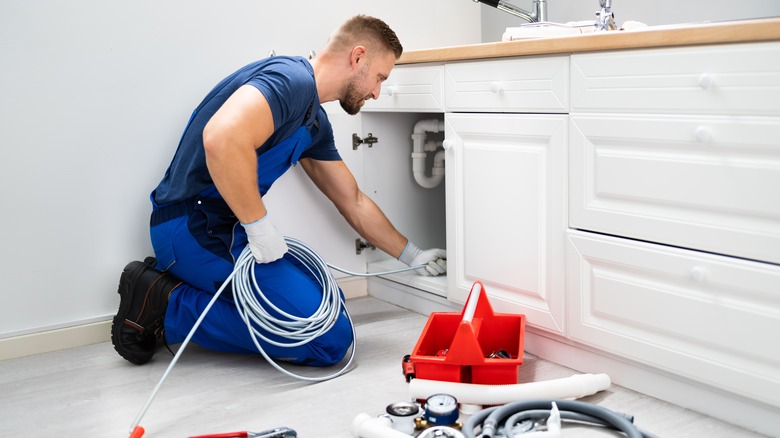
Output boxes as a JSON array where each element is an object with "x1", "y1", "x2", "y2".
[
  {"x1": 567, "y1": 230, "x2": 780, "y2": 408},
  {"x1": 362, "y1": 64, "x2": 444, "y2": 113},
  {"x1": 446, "y1": 113, "x2": 567, "y2": 333},
  {"x1": 571, "y1": 42, "x2": 780, "y2": 116},
  {"x1": 569, "y1": 114, "x2": 780, "y2": 264},
  {"x1": 444, "y1": 56, "x2": 568, "y2": 113}
]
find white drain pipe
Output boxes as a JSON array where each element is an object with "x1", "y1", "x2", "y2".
[
  {"x1": 412, "y1": 119, "x2": 445, "y2": 189},
  {"x1": 351, "y1": 413, "x2": 410, "y2": 438},
  {"x1": 408, "y1": 373, "x2": 611, "y2": 407}
]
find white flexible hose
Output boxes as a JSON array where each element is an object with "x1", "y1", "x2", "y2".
[{"x1": 408, "y1": 374, "x2": 612, "y2": 406}]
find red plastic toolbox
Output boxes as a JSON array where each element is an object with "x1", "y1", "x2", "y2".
[{"x1": 408, "y1": 281, "x2": 526, "y2": 384}]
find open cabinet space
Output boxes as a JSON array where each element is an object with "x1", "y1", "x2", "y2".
[{"x1": 352, "y1": 111, "x2": 449, "y2": 298}]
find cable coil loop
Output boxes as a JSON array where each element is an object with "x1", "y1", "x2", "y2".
[{"x1": 232, "y1": 237, "x2": 357, "y2": 381}]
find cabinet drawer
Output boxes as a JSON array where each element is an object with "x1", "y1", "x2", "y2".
[
  {"x1": 361, "y1": 64, "x2": 444, "y2": 112},
  {"x1": 567, "y1": 230, "x2": 780, "y2": 407},
  {"x1": 570, "y1": 114, "x2": 780, "y2": 264},
  {"x1": 444, "y1": 56, "x2": 568, "y2": 113},
  {"x1": 571, "y1": 42, "x2": 780, "y2": 116}
]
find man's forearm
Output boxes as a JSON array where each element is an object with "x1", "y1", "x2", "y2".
[{"x1": 347, "y1": 192, "x2": 408, "y2": 259}]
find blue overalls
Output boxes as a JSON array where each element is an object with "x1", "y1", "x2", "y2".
[{"x1": 148, "y1": 126, "x2": 353, "y2": 366}]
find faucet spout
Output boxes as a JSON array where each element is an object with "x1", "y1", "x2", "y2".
[
  {"x1": 473, "y1": 0, "x2": 547, "y2": 23},
  {"x1": 595, "y1": 0, "x2": 618, "y2": 31}
]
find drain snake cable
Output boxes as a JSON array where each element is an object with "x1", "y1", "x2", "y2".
[{"x1": 128, "y1": 236, "x2": 426, "y2": 436}]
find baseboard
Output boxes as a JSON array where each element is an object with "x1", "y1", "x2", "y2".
[
  {"x1": 0, "y1": 320, "x2": 112, "y2": 361},
  {"x1": 367, "y1": 276, "x2": 459, "y2": 315},
  {"x1": 339, "y1": 277, "x2": 368, "y2": 300},
  {"x1": 0, "y1": 277, "x2": 368, "y2": 362}
]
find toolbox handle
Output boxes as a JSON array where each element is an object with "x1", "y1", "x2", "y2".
[
  {"x1": 462, "y1": 283, "x2": 481, "y2": 323},
  {"x1": 459, "y1": 281, "x2": 495, "y2": 322}
]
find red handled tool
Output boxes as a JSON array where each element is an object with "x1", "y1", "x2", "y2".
[{"x1": 189, "y1": 427, "x2": 297, "y2": 438}]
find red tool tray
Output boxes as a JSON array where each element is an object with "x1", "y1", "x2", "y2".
[{"x1": 408, "y1": 281, "x2": 526, "y2": 384}]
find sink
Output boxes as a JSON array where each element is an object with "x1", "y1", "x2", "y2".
[
  {"x1": 502, "y1": 21, "x2": 596, "y2": 41},
  {"x1": 502, "y1": 20, "x2": 649, "y2": 41}
]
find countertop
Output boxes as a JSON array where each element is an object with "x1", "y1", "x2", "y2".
[{"x1": 398, "y1": 17, "x2": 780, "y2": 64}]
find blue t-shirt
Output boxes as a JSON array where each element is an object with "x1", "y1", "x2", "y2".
[{"x1": 153, "y1": 56, "x2": 341, "y2": 205}]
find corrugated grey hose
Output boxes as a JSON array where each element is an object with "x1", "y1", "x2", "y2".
[{"x1": 463, "y1": 399, "x2": 656, "y2": 438}]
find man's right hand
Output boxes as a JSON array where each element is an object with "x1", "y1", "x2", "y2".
[
  {"x1": 241, "y1": 215, "x2": 288, "y2": 264},
  {"x1": 399, "y1": 241, "x2": 447, "y2": 276}
]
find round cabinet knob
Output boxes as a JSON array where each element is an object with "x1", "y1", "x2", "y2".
[
  {"x1": 690, "y1": 266, "x2": 706, "y2": 282},
  {"x1": 490, "y1": 82, "x2": 503, "y2": 94},
  {"x1": 383, "y1": 86, "x2": 396, "y2": 97},
  {"x1": 442, "y1": 140, "x2": 454, "y2": 151},
  {"x1": 698, "y1": 73, "x2": 713, "y2": 90},
  {"x1": 695, "y1": 126, "x2": 712, "y2": 143}
]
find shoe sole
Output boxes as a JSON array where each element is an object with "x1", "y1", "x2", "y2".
[{"x1": 111, "y1": 260, "x2": 153, "y2": 365}]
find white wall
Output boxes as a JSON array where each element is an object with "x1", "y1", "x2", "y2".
[
  {"x1": 0, "y1": 1, "x2": 481, "y2": 338},
  {"x1": 479, "y1": 0, "x2": 780, "y2": 42}
]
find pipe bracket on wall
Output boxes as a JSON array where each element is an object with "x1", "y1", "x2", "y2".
[{"x1": 355, "y1": 238, "x2": 376, "y2": 255}]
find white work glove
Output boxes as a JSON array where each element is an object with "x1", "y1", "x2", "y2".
[
  {"x1": 241, "y1": 215, "x2": 288, "y2": 264},
  {"x1": 398, "y1": 241, "x2": 447, "y2": 276}
]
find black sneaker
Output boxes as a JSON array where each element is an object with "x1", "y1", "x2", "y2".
[{"x1": 111, "y1": 257, "x2": 182, "y2": 365}]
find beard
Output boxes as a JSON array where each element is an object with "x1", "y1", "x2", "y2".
[{"x1": 340, "y1": 68, "x2": 370, "y2": 115}]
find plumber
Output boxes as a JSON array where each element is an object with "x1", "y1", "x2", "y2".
[{"x1": 111, "y1": 15, "x2": 447, "y2": 367}]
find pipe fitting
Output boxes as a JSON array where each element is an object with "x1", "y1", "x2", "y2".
[
  {"x1": 411, "y1": 119, "x2": 446, "y2": 189},
  {"x1": 351, "y1": 413, "x2": 412, "y2": 438}
]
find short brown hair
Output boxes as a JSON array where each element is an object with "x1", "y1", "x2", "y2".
[{"x1": 330, "y1": 15, "x2": 403, "y2": 60}]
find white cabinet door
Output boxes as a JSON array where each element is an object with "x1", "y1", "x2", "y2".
[
  {"x1": 445, "y1": 113, "x2": 567, "y2": 333},
  {"x1": 567, "y1": 230, "x2": 780, "y2": 408}
]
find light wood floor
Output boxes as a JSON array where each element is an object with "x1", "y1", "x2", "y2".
[{"x1": 0, "y1": 297, "x2": 767, "y2": 437}]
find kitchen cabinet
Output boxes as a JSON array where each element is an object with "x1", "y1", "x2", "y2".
[
  {"x1": 442, "y1": 57, "x2": 569, "y2": 334},
  {"x1": 357, "y1": 58, "x2": 570, "y2": 334},
  {"x1": 569, "y1": 42, "x2": 780, "y2": 264},
  {"x1": 443, "y1": 57, "x2": 569, "y2": 335},
  {"x1": 345, "y1": 38, "x2": 780, "y2": 434},
  {"x1": 567, "y1": 41, "x2": 780, "y2": 413}
]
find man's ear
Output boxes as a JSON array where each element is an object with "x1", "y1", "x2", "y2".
[{"x1": 351, "y1": 46, "x2": 367, "y2": 67}]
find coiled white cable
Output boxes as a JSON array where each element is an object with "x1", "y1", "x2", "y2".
[
  {"x1": 129, "y1": 237, "x2": 424, "y2": 435},
  {"x1": 232, "y1": 236, "x2": 356, "y2": 381}
]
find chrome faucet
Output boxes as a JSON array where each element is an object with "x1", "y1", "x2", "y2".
[
  {"x1": 473, "y1": 0, "x2": 548, "y2": 23},
  {"x1": 595, "y1": 0, "x2": 617, "y2": 31}
]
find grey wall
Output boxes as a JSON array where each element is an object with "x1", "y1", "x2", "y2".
[
  {"x1": 479, "y1": 0, "x2": 780, "y2": 42},
  {"x1": 0, "y1": 1, "x2": 481, "y2": 338}
]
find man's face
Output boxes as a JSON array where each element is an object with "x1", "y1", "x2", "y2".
[{"x1": 340, "y1": 51, "x2": 396, "y2": 115}]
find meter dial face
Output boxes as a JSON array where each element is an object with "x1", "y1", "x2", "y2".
[
  {"x1": 424, "y1": 393, "x2": 459, "y2": 425},
  {"x1": 426, "y1": 393, "x2": 457, "y2": 415}
]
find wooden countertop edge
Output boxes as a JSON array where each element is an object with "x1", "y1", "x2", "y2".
[{"x1": 398, "y1": 17, "x2": 780, "y2": 64}]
